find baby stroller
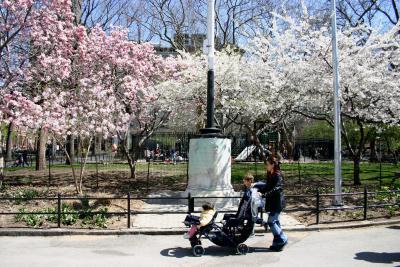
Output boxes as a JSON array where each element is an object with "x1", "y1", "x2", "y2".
[
  {"x1": 183, "y1": 187, "x2": 267, "y2": 257},
  {"x1": 183, "y1": 211, "x2": 255, "y2": 256}
]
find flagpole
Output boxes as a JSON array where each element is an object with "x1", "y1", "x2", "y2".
[{"x1": 332, "y1": 0, "x2": 343, "y2": 205}]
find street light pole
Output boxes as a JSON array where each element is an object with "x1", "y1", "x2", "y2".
[
  {"x1": 185, "y1": 0, "x2": 233, "y2": 203},
  {"x1": 332, "y1": 0, "x2": 343, "y2": 205},
  {"x1": 201, "y1": 0, "x2": 220, "y2": 135}
]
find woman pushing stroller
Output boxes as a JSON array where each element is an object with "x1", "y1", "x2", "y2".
[
  {"x1": 182, "y1": 157, "x2": 287, "y2": 256},
  {"x1": 254, "y1": 156, "x2": 288, "y2": 252}
]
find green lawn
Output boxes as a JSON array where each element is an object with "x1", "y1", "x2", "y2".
[
  {"x1": 231, "y1": 161, "x2": 399, "y2": 183},
  {"x1": 5, "y1": 161, "x2": 399, "y2": 188}
]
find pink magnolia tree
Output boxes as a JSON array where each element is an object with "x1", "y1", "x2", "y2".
[
  {"x1": 0, "y1": 0, "x2": 43, "y2": 161},
  {"x1": 1, "y1": 0, "x2": 181, "y2": 194},
  {"x1": 31, "y1": 25, "x2": 178, "y2": 194},
  {"x1": 105, "y1": 37, "x2": 183, "y2": 181},
  {"x1": 0, "y1": 0, "x2": 36, "y2": 90}
]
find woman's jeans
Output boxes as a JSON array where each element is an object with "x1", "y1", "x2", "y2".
[{"x1": 267, "y1": 212, "x2": 288, "y2": 246}]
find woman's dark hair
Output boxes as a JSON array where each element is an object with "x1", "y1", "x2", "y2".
[
  {"x1": 202, "y1": 202, "x2": 214, "y2": 211},
  {"x1": 266, "y1": 156, "x2": 280, "y2": 174}
]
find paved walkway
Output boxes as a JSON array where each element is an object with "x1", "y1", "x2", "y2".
[{"x1": 1, "y1": 224, "x2": 399, "y2": 267}]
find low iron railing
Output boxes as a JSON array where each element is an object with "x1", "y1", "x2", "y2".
[{"x1": 0, "y1": 189, "x2": 399, "y2": 228}]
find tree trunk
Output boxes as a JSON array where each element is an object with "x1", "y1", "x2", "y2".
[
  {"x1": 251, "y1": 131, "x2": 267, "y2": 164},
  {"x1": 63, "y1": 147, "x2": 78, "y2": 194},
  {"x1": 129, "y1": 155, "x2": 137, "y2": 180},
  {"x1": 353, "y1": 156, "x2": 361, "y2": 185},
  {"x1": 93, "y1": 135, "x2": 102, "y2": 156},
  {"x1": 122, "y1": 139, "x2": 136, "y2": 181},
  {"x1": 76, "y1": 136, "x2": 81, "y2": 164},
  {"x1": 52, "y1": 138, "x2": 57, "y2": 157},
  {"x1": 35, "y1": 128, "x2": 47, "y2": 171},
  {"x1": 65, "y1": 135, "x2": 75, "y2": 165},
  {"x1": 0, "y1": 129, "x2": 3, "y2": 188},
  {"x1": 71, "y1": 0, "x2": 83, "y2": 25},
  {"x1": 196, "y1": 104, "x2": 205, "y2": 132},
  {"x1": 369, "y1": 137, "x2": 378, "y2": 163},
  {"x1": 77, "y1": 137, "x2": 92, "y2": 195},
  {"x1": 5, "y1": 122, "x2": 13, "y2": 161},
  {"x1": 0, "y1": 160, "x2": 3, "y2": 189},
  {"x1": 280, "y1": 125, "x2": 294, "y2": 160},
  {"x1": 392, "y1": 151, "x2": 398, "y2": 165},
  {"x1": 122, "y1": 132, "x2": 149, "y2": 183}
]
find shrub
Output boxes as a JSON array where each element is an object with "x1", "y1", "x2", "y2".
[
  {"x1": 14, "y1": 200, "x2": 110, "y2": 228},
  {"x1": 15, "y1": 208, "x2": 44, "y2": 228}
]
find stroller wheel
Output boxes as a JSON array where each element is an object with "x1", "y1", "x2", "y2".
[
  {"x1": 236, "y1": 243, "x2": 249, "y2": 255},
  {"x1": 190, "y1": 238, "x2": 201, "y2": 248},
  {"x1": 192, "y1": 245, "x2": 205, "y2": 257}
]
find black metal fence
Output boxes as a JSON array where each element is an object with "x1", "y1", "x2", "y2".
[{"x1": 0, "y1": 189, "x2": 399, "y2": 228}]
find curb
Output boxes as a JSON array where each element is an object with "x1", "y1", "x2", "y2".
[{"x1": 0, "y1": 218, "x2": 399, "y2": 236}]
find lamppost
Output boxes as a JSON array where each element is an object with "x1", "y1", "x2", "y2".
[
  {"x1": 331, "y1": 0, "x2": 343, "y2": 205},
  {"x1": 184, "y1": 0, "x2": 234, "y2": 205},
  {"x1": 200, "y1": 0, "x2": 220, "y2": 135}
]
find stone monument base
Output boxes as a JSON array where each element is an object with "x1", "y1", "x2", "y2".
[{"x1": 184, "y1": 137, "x2": 238, "y2": 209}]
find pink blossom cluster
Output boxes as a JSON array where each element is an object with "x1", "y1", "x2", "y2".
[{"x1": 1, "y1": 0, "x2": 181, "y2": 142}]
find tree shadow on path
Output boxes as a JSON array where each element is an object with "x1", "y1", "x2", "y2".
[{"x1": 354, "y1": 252, "x2": 400, "y2": 264}]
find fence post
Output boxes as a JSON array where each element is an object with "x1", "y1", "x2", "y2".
[
  {"x1": 186, "y1": 159, "x2": 189, "y2": 187},
  {"x1": 48, "y1": 155, "x2": 51, "y2": 187},
  {"x1": 363, "y1": 187, "x2": 368, "y2": 220},
  {"x1": 298, "y1": 161, "x2": 301, "y2": 186},
  {"x1": 95, "y1": 154, "x2": 99, "y2": 190},
  {"x1": 127, "y1": 192, "x2": 131, "y2": 228},
  {"x1": 57, "y1": 193, "x2": 61, "y2": 228},
  {"x1": 316, "y1": 190, "x2": 320, "y2": 224},
  {"x1": 379, "y1": 162, "x2": 382, "y2": 188},
  {"x1": 146, "y1": 161, "x2": 150, "y2": 193}
]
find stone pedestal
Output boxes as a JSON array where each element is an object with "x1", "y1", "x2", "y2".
[{"x1": 183, "y1": 137, "x2": 238, "y2": 208}]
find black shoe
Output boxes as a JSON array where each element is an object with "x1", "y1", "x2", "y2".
[
  {"x1": 269, "y1": 245, "x2": 279, "y2": 251},
  {"x1": 269, "y1": 241, "x2": 288, "y2": 252},
  {"x1": 256, "y1": 218, "x2": 264, "y2": 224}
]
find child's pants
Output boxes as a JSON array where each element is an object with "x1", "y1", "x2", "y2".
[{"x1": 188, "y1": 225, "x2": 198, "y2": 238}]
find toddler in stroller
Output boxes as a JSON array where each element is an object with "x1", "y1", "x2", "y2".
[
  {"x1": 182, "y1": 175, "x2": 265, "y2": 257},
  {"x1": 183, "y1": 202, "x2": 216, "y2": 239}
]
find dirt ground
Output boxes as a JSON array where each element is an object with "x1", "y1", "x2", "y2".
[{"x1": 0, "y1": 167, "x2": 399, "y2": 228}]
